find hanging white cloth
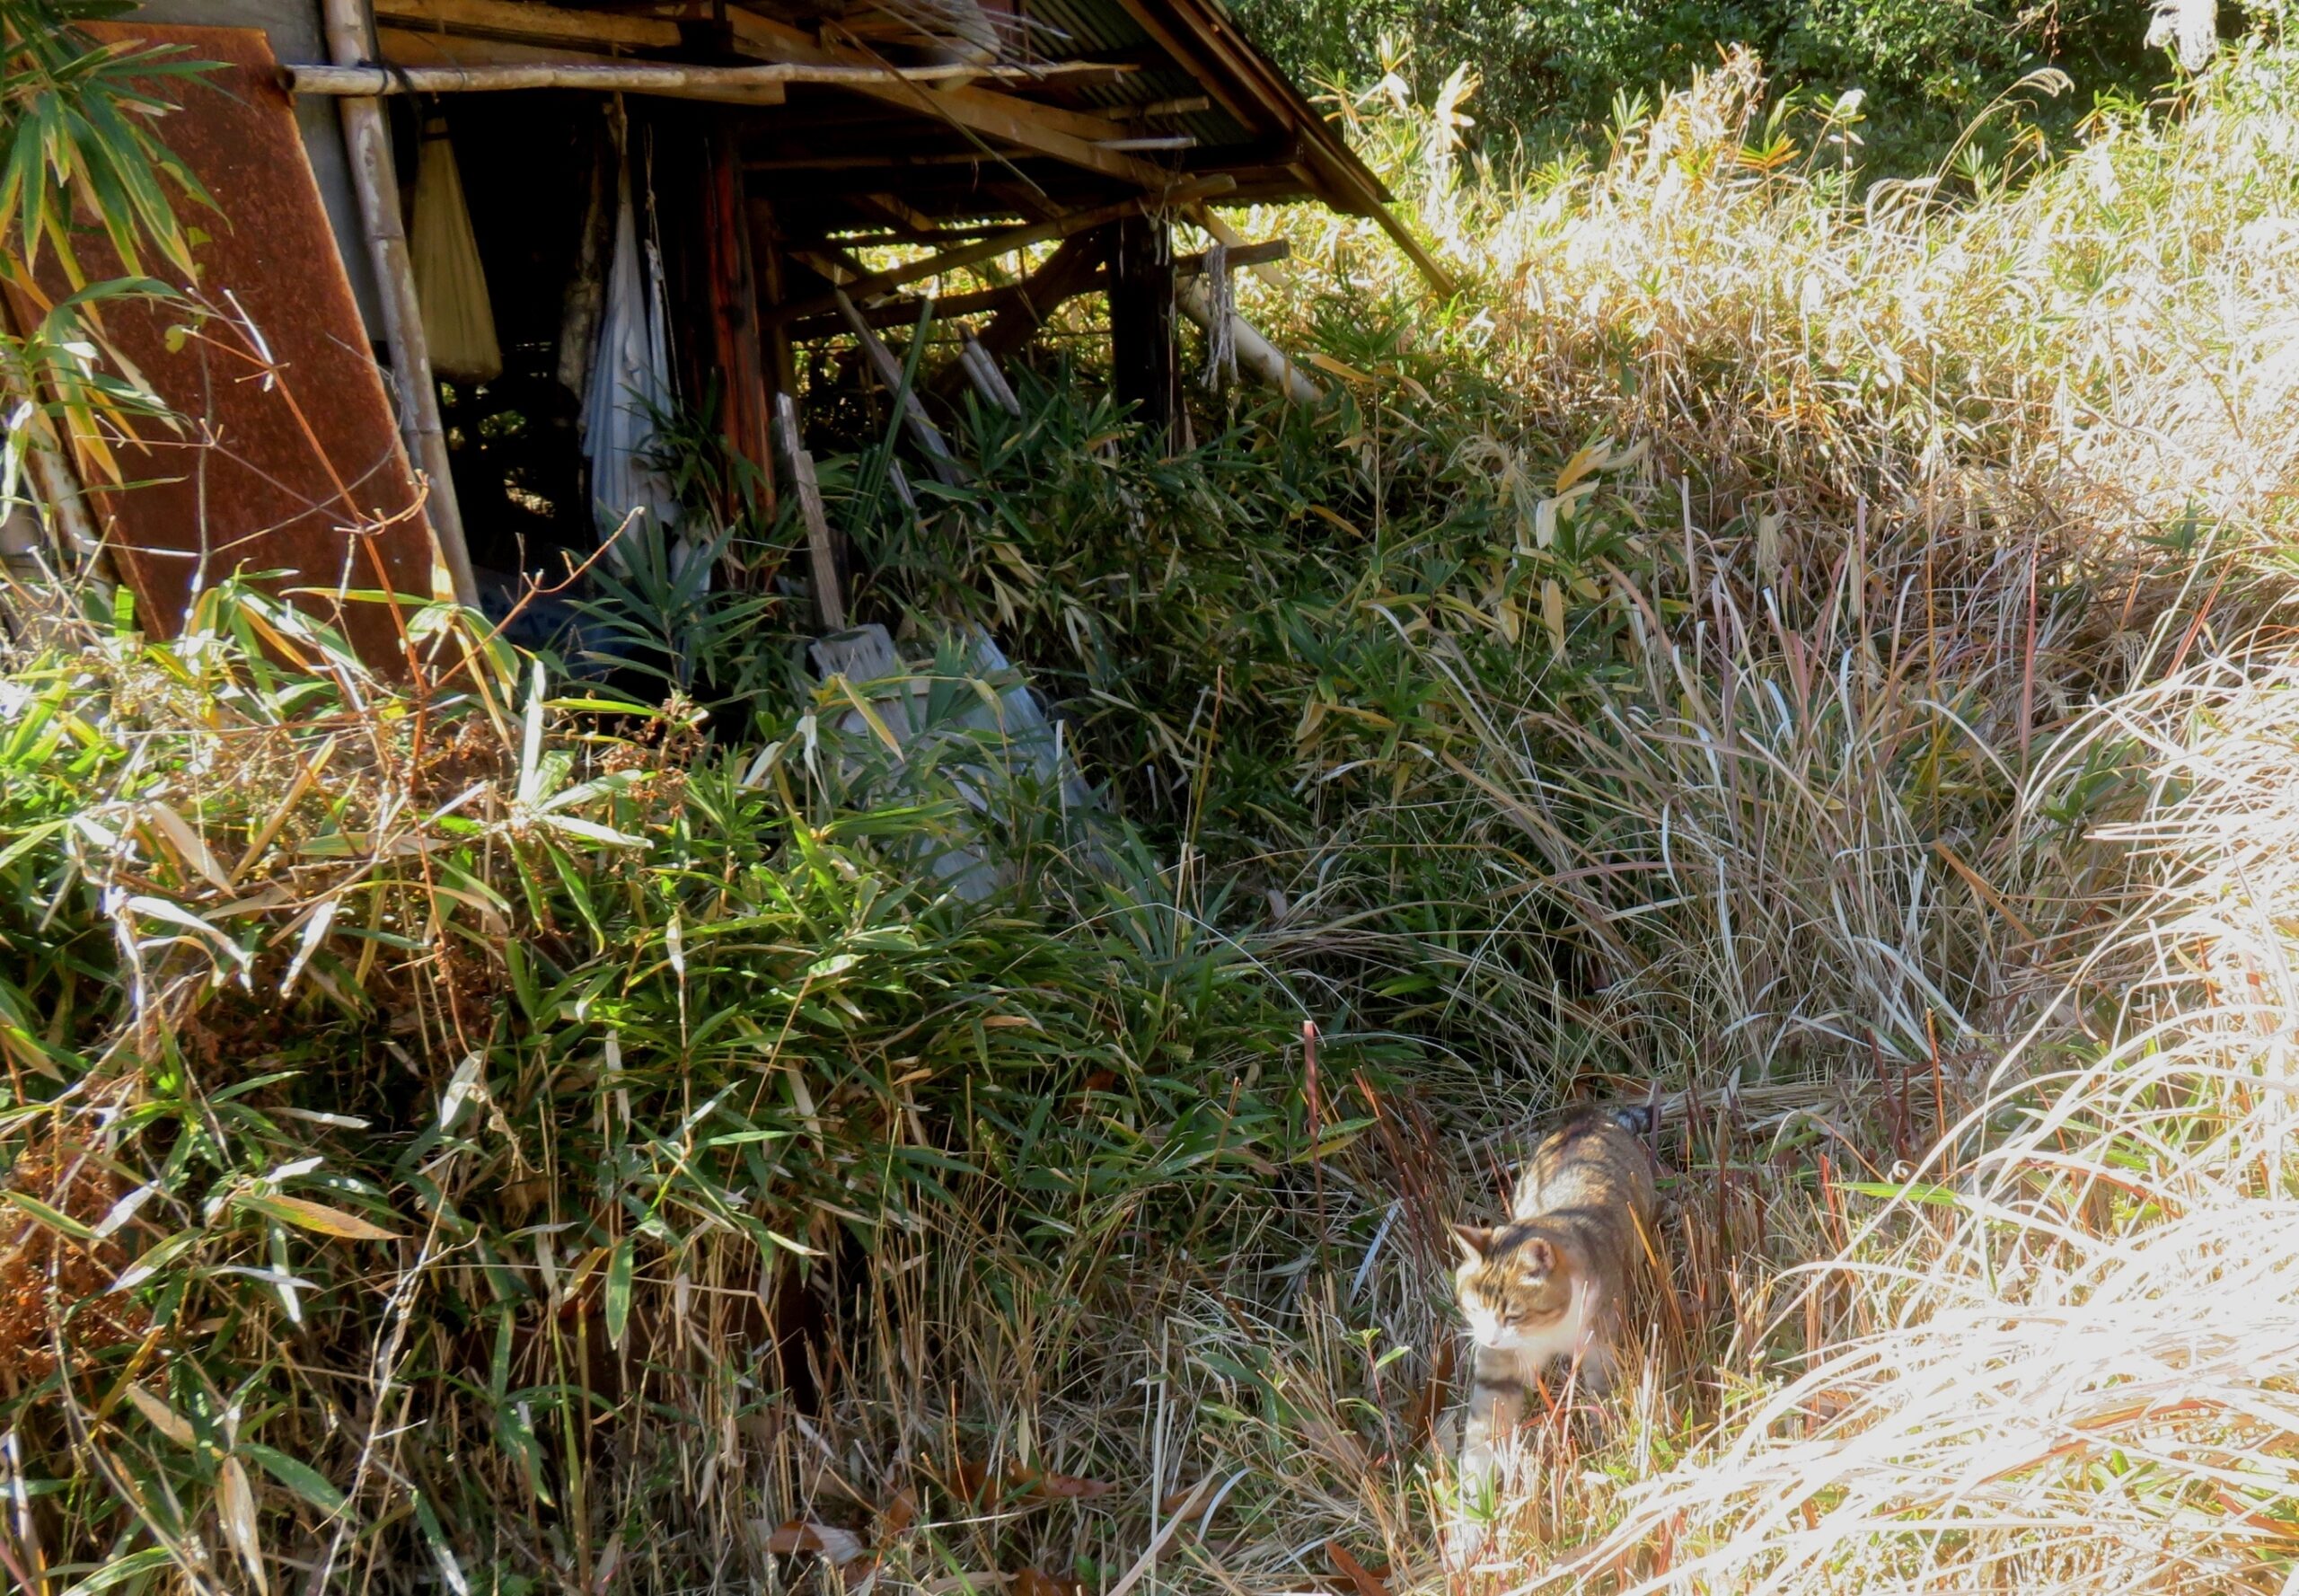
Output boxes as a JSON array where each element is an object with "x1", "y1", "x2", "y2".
[{"x1": 581, "y1": 110, "x2": 688, "y2": 574}]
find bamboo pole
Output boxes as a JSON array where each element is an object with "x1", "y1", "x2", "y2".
[
  {"x1": 1175, "y1": 278, "x2": 1322, "y2": 405},
  {"x1": 832, "y1": 290, "x2": 965, "y2": 487},
  {"x1": 284, "y1": 58, "x2": 1121, "y2": 99},
  {"x1": 316, "y1": 0, "x2": 478, "y2": 609},
  {"x1": 957, "y1": 334, "x2": 1022, "y2": 418}
]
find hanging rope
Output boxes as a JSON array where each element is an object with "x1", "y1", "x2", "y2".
[{"x1": 1201, "y1": 238, "x2": 1236, "y2": 392}]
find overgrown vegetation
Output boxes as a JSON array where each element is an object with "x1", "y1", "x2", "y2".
[
  {"x1": 4, "y1": 5, "x2": 2299, "y2": 1596},
  {"x1": 1229, "y1": 0, "x2": 2180, "y2": 174}
]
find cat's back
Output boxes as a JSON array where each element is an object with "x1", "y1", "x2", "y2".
[{"x1": 1511, "y1": 1107, "x2": 1657, "y2": 1222}]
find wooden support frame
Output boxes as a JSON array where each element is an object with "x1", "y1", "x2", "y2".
[
  {"x1": 771, "y1": 392, "x2": 843, "y2": 630},
  {"x1": 766, "y1": 174, "x2": 1233, "y2": 329},
  {"x1": 715, "y1": 7, "x2": 1172, "y2": 190},
  {"x1": 1104, "y1": 0, "x2": 1457, "y2": 295},
  {"x1": 745, "y1": 197, "x2": 801, "y2": 399},
  {"x1": 833, "y1": 290, "x2": 965, "y2": 487},
  {"x1": 368, "y1": 0, "x2": 1164, "y2": 189},
  {"x1": 320, "y1": 0, "x2": 478, "y2": 607},
  {"x1": 365, "y1": 0, "x2": 1452, "y2": 295},
  {"x1": 781, "y1": 239, "x2": 1283, "y2": 339},
  {"x1": 374, "y1": 0, "x2": 677, "y2": 49},
  {"x1": 973, "y1": 233, "x2": 1105, "y2": 365},
  {"x1": 702, "y1": 120, "x2": 776, "y2": 513},
  {"x1": 1105, "y1": 214, "x2": 1176, "y2": 446}
]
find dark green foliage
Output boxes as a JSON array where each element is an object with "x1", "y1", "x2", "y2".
[
  {"x1": 0, "y1": 584, "x2": 1339, "y2": 1589},
  {"x1": 1227, "y1": 0, "x2": 2168, "y2": 173}
]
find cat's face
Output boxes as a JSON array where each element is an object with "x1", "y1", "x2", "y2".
[{"x1": 1452, "y1": 1226, "x2": 1574, "y2": 1350}]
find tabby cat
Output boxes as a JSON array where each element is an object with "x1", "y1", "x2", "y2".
[{"x1": 1447, "y1": 1105, "x2": 1660, "y2": 1554}]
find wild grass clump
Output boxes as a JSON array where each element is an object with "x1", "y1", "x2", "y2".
[
  {"x1": 0, "y1": 585, "x2": 1352, "y2": 1592},
  {"x1": 836, "y1": 31, "x2": 2299, "y2": 1594},
  {"x1": 1517, "y1": 646, "x2": 2299, "y2": 1595}
]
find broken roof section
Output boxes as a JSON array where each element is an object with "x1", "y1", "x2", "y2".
[{"x1": 360, "y1": 0, "x2": 1452, "y2": 290}]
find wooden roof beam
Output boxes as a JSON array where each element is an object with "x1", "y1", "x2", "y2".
[
  {"x1": 374, "y1": 0, "x2": 684, "y2": 50},
  {"x1": 780, "y1": 237, "x2": 1286, "y2": 337},
  {"x1": 767, "y1": 172, "x2": 1234, "y2": 328},
  {"x1": 715, "y1": 5, "x2": 1176, "y2": 190}
]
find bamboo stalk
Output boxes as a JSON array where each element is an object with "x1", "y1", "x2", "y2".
[
  {"x1": 284, "y1": 58, "x2": 1121, "y2": 97},
  {"x1": 0, "y1": 259, "x2": 112, "y2": 592},
  {"x1": 1175, "y1": 277, "x2": 1321, "y2": 405},
  {"x1": 957, "y1": 334, "x2": 1022, "y2": 418},
  {"x1": 316, "y1": 0, "x2": 478, "y2": 609},
  {"x1": 833, "y1": 290, "x2": 965, "y2": 487}
]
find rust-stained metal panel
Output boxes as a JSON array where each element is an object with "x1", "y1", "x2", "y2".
[{"x1": 30, "y1": 23, "x2": 445, "y2": 671}]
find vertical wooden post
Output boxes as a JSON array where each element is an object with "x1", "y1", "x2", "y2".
[
  {"x1": 747, "y1": 196, "x2": 801, "y2": 402},
  {"x1": 772, "y1": 393, "x2": 843, "y2": 631},
  {"x1": 318, "y1": 0, "x2": 478, "y2": 607},
  {"x1": 1105, "y1": 213, "x2": 1176, "y2": 449},
  {"x1": 702, "y1": 119, "x2": 776, "y2": 516}
]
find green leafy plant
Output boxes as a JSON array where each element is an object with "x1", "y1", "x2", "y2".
[{"x1": 0, "y1": 0, "x2": 216, "y2": 527}]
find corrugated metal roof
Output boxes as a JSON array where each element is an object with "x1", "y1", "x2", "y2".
[{"x1": 1017, "y1": 0, "x2": 1250, "y2": 150}]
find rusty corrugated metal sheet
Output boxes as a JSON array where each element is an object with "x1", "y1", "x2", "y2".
[
  {"x1": 24, "y1": 23, "x2": 444, "y2": 672},
  {"x1": 1017, "y1": 0, "x2": 1244, "y2": 149}
]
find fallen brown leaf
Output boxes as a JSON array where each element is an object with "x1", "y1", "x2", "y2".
[
  {"x1": 1013, "y1": 1568, "x2": 1082, "y2": 1596},
  {"x1": 764, "y1": 1519, "x2": 868, "y2": 1565},
  {"x1": 878, "y1": 1486, "x2": 919, "y2": 1542},
  {"x1": 1405, "y1": 1339, "x2": 1455, "y2": 1447},
  {"x1": 1326, "y1": 1540, "x2": 1390, "y2": 1596},
  {"x1": 945, "y1": 1460, "x2": 1113, "y2": 1505},
  {"x1": 1021, "y1": 1468, "x2": 1113, "y2": 1502}
]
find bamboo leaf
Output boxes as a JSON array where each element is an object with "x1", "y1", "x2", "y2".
[
  {"x1": 238, "y1": 1193, "x2": 401, "y2": 1242},
  {"x1": 122, "y1": 1383, "x2": 195, "y2": 1448},
  {"x1": 410, "y1": 1489, "x2": 469, "y2": 1596},
  {"x1": 61, "y1": 1547, "x2": 177, "y2": 1596},
  {"x1": 1, "y1": 1187, "x2": 100, "y2": 1242},
  {"x1": 605, "y1": 1236, "x2": 634, "y2": 1350},
  {"x1": 216, "y1": 1455, "x2": 268, "y2": 1595},
  {"x1": 242, "y1": 1442, "x2": 348, "y2": 1516}
]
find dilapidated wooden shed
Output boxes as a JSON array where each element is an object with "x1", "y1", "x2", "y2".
[{"x1": 27, "y1": 0, "x2": 1441, "y2": 659}]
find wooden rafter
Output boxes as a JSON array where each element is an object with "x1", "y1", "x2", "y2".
[
  {"x1": 715, "y1": 6, "x2": 1174, "y2": 190},
  {"x1": 765, "y1": 173, "x2": 1233, "y2": 328},
  {"x1": 369, "y1": 0, "x2": 1167, "y2": 189},
  {"x1": 374, "y1": 0, "x2": 682, "y2": 49},
  {"x1": 782, "y1": 237, "x2": 1287, "y2": 338},
  {"x1": 1106, "y1": 0, "x2": 1457, "y2": 295}
]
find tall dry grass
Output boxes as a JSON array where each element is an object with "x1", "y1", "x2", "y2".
[
  {"x1": 692, "y1": 38, "x2": 2299, "y2": 1596},
  {"x1": 1505, "y1": 647, "x2": 2299, "y2": 1596},
  {"x1": 1149, "y1": 33, "x2": 2299, "y2": 1596}
]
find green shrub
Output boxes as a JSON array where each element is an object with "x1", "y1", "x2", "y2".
[{"x1": 1226, "y1": 0, "x2": 2164, "y2": 172}]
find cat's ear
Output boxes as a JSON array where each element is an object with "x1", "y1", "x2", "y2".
[
  {"x1": 1520, "y1": 1238, "x2": 1557, "y2": 1277},
  {"x1": 1449, "y1": 1223, "x2": 1495, "y2": 1264}
]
